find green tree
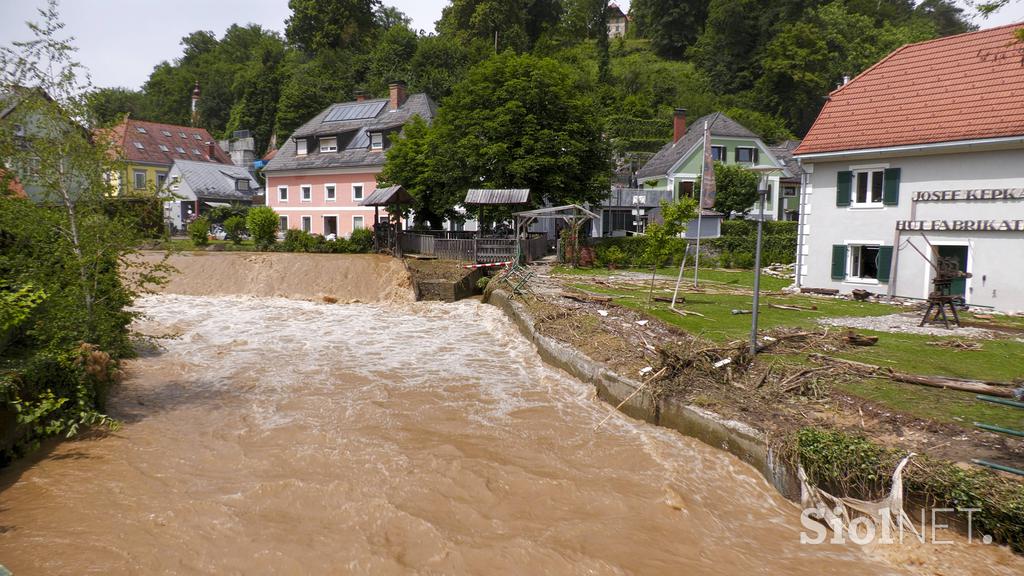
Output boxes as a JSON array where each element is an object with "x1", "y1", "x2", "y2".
[
  {"x1": 693, "y1": 162, "x2": 760, "y2": 217},
  {"x1": 246, "y1": 206, "x2": 279, "y2": 249},
  {"x1": 379, "y1": 116, "x2": 457, "y2": 229},
  {"x1": 285, "y1": 0, "x2": 382, "y2": 54},
  {"x1": 420, "y1": 52, "x2": 611, "y2": 220},
  {"x1": 274, "y1": 50, "x2": 356, "y2": 142},
  {"x1": 365, "y1": 24, "x2": 418, "y2": 96},
  {"x1": 688, "y1": 0, "x2": 764, "y2": 93},
  {"x1": 641, "y1": 198, "x2": 698, "y2": 302},
  {"x1": 1, "y1": 1, "x2": 169, "y2": 450},
  {"x1": 632, "y1": 0, "x2": 711, "y2": 59},
  {"x1": 85, "y1": 87, "x2": 152, "y2": 126},
  {"x1": 409, "y1": 34, "x2": 489, "y2": 101}
]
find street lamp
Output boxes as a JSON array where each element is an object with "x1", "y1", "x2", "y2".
[{"x1": 747, "y1": 167, "x2": 779, "y2": 356}]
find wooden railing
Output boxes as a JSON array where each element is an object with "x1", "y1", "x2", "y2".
[{"x1": 400, "y1": 233, "x2": 549, "y2": 263}]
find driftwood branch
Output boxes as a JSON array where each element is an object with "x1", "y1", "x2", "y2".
[{"x1": 808, "y1": 353, "x2": 1017, "y2": 398}]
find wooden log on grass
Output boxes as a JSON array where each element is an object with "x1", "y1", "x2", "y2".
[
  {"x1": 768, "y1": 303, "x2": 819, "y2": 312},
  {"x1": 801, "y1": 287, "x2": 840, "y2": 296},
  {"x1": 807, "y1": 353, "x2": 1017, "y2": 398},
  {"x1": 560, "y1": 291, "x2": 612, "y2": 304},
  {"x1": 844, "y1": 332, "x2": 879, "y2": 346}
]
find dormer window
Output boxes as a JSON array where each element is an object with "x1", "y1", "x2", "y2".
[
  {"x1": 735, "y1": 147, "x2": 758, "y2": 164},
  {"x1": 133, "y1": 141, "x2": 145, "y2": 149},
  {"x1": 296, "y1": 139, "x2": 307, "y2": 155},
  {"x1": 161, "y1": 130, "x2": 172, "y2": 137},
  {"x1": 136, "y1": 126, "x2": 147, "y2": 133},
  {"x1": 236, "y1": 179, "x2": 250, "y2": 191},
  {"x1": 370, "y1": 132, "x2": 383, "y2": 150},
  {"x1": 320, "y1": 136, "x2": 338, "y2": 152}
]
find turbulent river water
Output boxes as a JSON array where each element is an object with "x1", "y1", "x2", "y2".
[{"x1": 0, "y1": 294, "x2": 1019, "y2": 574}]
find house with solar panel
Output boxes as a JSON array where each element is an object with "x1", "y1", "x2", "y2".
[
  {"x1": 794, "y1": 24, "x2": 1024, "y2": 312},
  {"x1": 263, "y1": 82, "x2": 435, "y2": 238}
]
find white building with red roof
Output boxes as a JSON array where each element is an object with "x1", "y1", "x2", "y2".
[{"x1": 794, "y1": 23, "x2": 1024, "y2": 312}]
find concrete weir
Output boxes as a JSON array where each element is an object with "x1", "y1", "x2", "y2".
[{"x1": 487, "y1": 289, "x2": 801, "y2": 500}]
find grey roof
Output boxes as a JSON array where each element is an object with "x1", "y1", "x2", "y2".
[
  {"x1": 636, "y1": 113, "x2": 760, "y2": 180},
  {"x1": 266, "y1": 93, "x2": 436, "y2": 172},
  {"x1": 174, "y1": 159, "x2": 260, "y2": 201},
  {"x1": 768, "y1": 140, "x2": 803, "y2": 182},
  {"x1": 361, "y1": 184, "x2": 413, "y2": 206},
  {"x1": 464, "y1": 189, "x2": 530, "y2": 205}
]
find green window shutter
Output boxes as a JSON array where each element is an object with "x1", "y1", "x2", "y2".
[
  {"x1": 831, "y1": 245, "x2": 848, "y2": 280},
  {"x1": 836, "y1": 171, "x2": 852, "y2": 207},
  {"x1": 883, "y1": 168, "x2": 901, "y2": 206},
  {"x1": 875, "y1": 246, "x2": 894, "y2": 283}
]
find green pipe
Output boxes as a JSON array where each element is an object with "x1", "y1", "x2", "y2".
[
  {"x1": 974, "y1": 422, "x2": 1024, "y2": 438},
  {"x1": 976, "y1": 394, "x2": 1024, "y2": 409},
  {"x1": 972, "y1": 459, "x2": 1024, "y2": 477}
]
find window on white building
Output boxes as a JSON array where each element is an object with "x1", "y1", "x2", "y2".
[
  {"x1": 325, "y1": 183, "x2": 336, "y2": 201},
  {"x1": 849, "y1": 245, "x2": 880, "y2": 280},
  {"x1": 296, "y1": 139, "x2": 307, "y2": 155},
  {"x1": 301, "y1": 185, "x2": 312, "y2": 201},
  {"x1": 854, "y1": 170, "x2": 884, "y2": 205},
  {"x1": 319, "y1": 137, "x2": 338, "y2": 152}
]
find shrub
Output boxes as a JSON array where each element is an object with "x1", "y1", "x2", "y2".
[
  {"x1": 188, "y1": 216, "x2": 210, "y2": 247},
  {"x1": 282, "y1": 229, "x2": 320, "y2": 252},
  {"x1": 223, "y1": 215, "x2": 246, "y2": 245},
  {"x1": 596, "y1": 245, "x2": 627, "y2": 269},
  {"x1": 246, "y1": 206, "x2": 278, "y2": 249},
  {"x1": 476, "y1": 276, "x2": 490, "y2": 290},
  {"x1": 348, "y1": 228, "x2": 374, "y2": 253}
]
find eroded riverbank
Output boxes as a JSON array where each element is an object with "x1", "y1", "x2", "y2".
[{"x1": 0, "y1": 294, "x2": 899, "y2": 574}]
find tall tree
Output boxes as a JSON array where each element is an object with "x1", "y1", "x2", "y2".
[
  {"x1": 688, "y1": 0, "x2": 763, "y2": 92},
  {"x1": 85, "y1": 87, "x2": 152, "y2": 126},
  {"x1": 285, "y1": 0, "x2": 382, "y2": 54},
  {"x1": 632, "y1": 0, "x2": 711, "y2": 59},
  {"x1": 386, "y1": 51, "x2": 611, "y2": 225}
]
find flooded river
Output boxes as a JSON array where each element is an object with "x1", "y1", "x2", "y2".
[{"x1": 0, "y1": 295, "x2": 1017, "y2": 574}]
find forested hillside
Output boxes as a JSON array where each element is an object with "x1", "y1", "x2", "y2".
[{"x1": 87, "y1": 0, "x2": 974, "y2": 161}]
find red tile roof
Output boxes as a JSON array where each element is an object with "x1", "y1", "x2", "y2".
[
  {"x1": 106, "y1": 118, "x2": 232, "y2": 166},
  {"x1": 795, "y1": 23, "x2": 1024, "y2": 156},
  {"x1": 0, "y1": 169, "x2": 27, "y2": 198}
]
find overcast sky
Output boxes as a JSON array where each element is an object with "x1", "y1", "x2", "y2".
[{"x1": 0, "y1": 0, "x2": 1020, "y2": 90}]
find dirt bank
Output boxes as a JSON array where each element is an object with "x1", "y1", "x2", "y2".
[{"x1": 137, "y1": 251, "x2": 415, "y2": 303}]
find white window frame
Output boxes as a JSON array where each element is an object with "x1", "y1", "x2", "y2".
[
  {"x1": 300, "y1": 184, "x2": 312, "y2": 202},
  {"x1": 735, "y1": 146, "x2": 756, "y2": 164},
  {"x1": 852, "y1": 169, "x2": 885, "y2": 207},
  {"x1": 278, "y1": 215, "x2": 288, "y2": 232},
  {"x1": 846, "y1": 243, "x2": 882, "y2": 284},
  {"x1": 278, "y1": 185, "x2": 289, "y2": 202},
  {"x1": 156, "y1": 172, "x2": 168, "y2": 189},
  {"x1": 370, "y1": 132, "x2": 383, "y2": 150},
  {"x1": 133, "y1": 170, "x2": 147, "y2": 190},
  {"x1": 300, "y1": 216, "x2": 312, "y2": 232},
  {"x1": 351, "y1": 183, "x2": 364, "y2": 201},
  {"x1": 319, "y1": 137, "x2": 338, "y2": 153},
  {"x1": 352, "y1": 215, "x2": 365, "y2": 231},
  {"x1": 711, "y1": 145, "x2": 726, "y2": 162},
  {"x1": 325, "y1": 183, "x2": 336, "y2": 202},
  {"x1": 296, "y1": 139, "x2": 307, "y2": 155}
]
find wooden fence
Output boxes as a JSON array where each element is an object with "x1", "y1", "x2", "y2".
[{"x1": 400, "y1": 234, "x2": 548, "y2": 263}]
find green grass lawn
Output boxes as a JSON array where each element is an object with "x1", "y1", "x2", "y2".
[{"x1": 562, "y1": 269, "x2": 1024, "y2": 431}]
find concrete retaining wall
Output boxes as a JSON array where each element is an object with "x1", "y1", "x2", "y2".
[{"x1": 488, "y1": 289, "x2": 801, "y2": 500}]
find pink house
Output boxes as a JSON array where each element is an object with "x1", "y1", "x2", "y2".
[{"x1": 263, "y1": 82, "x2": 435, "y2": 237}]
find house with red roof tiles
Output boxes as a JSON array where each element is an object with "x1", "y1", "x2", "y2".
[
  {"x1": 105, "y1": 117, "x2": 232, "y2": 195},
  {"x1": 793, "y1": 23, "x2": 1024, "y2": 312}
]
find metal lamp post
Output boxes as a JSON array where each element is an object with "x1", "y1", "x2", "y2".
[{"x1": 750, "y1": 186, "x2": 768, "y2": 356}]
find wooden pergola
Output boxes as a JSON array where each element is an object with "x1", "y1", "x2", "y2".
[
  {"x1": 360, "y1": 185, "x2": 413, "y2": 254},
  {"x1": 513, "y1": 204, "x2": 599, "y2": 267}
]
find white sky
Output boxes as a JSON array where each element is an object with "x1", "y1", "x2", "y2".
[{"x1": 0, "y1": 0, "x2": 1020, "y2": 90}]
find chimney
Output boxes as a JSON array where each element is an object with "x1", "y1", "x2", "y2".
[
  {"x1": 207, "y1": 141, "x2": 216, "y2": 161},
  {"x1": 389, "y1": 81, "x2": 407, "y2": 111},
  {"x1": 354, "y1": 90, "x2": 366, "y2": 102},
  {"x1": 191, "y1": 80, "x2": 201, "y2": 127},
  {"x1": 673, "y1": 108, "x2": 687, "y2": 144}
]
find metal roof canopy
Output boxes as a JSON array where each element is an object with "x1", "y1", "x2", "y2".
[
  {"x1": 464, "y1": 189, "x2": 530, "y2": 205},
  {"x1": 514, "y1": 204, "x2": 598, "y2": 267},
  {"x1": 360, "y1": 184, "x2": 412, "y2": 206}
]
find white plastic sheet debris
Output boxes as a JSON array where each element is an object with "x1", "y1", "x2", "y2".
[
  {"x1": 713, "y1": 358, "x2": 732, "y2": 369},
  {"x1": 639, "y1": 366, "x2": 654, "y2": 376},
  {"x1": 636, "y1": 320, "x2": 649, "y2": 326},
  {"x1": 598, "y1": 310, "x2": 609, "y2": 317}
]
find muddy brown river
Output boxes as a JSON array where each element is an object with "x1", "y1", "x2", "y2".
[{"x1": 1, "y1": 294, "x2": 1020, "y2": 574}]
